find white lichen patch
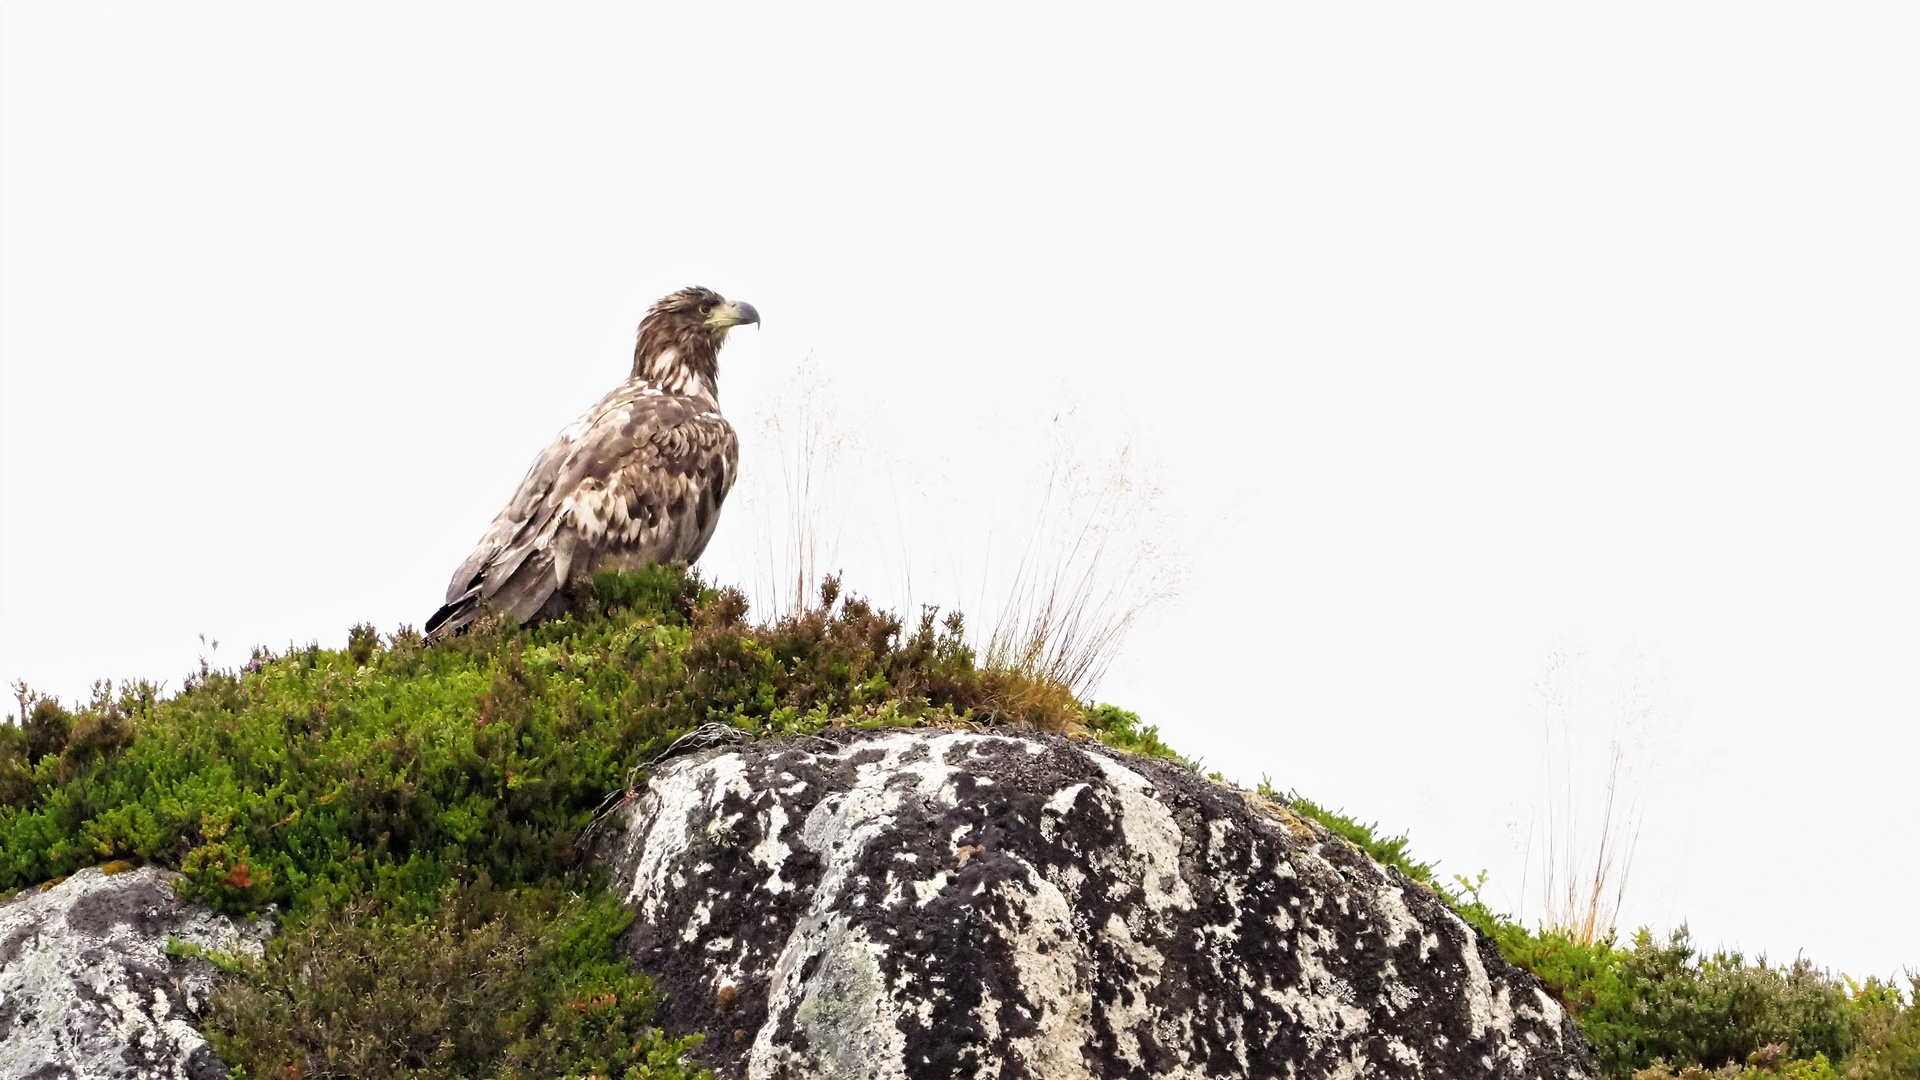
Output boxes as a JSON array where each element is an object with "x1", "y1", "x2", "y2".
[
  {"x1": 751, "y1": 915, "x2": 910, "y2": 1080},
  {"x1": 623, "y1": 755, "x2": 729, "y2": 921},
  {"x1": 1449, "y1": 908, "x2": 1513, "y2": 1042},
  {"x1": 1266, "y1": 918, "x2": 1371, "y2": 1051},
  {"x1": 1372, "y1": 883, "x2": 1438, "y2": 960},
  {"x1": 1099, "y1": 912, "x2": 1167, "y2": 1070},
  {"x1": 1531, "y1": 985, "x2": 1570, "y2": 1030},
  {"x1": 748, "y1": 802, "x2": 795, "y2": 895},
  {"x1": 910, "y1": 870, "x2": 951, "y2": 907},
  {"x1": 984, "y1": 873, "x2": 1095, "y2": 1080},
  {"x1": 1040, "y1": 782, "x2": 1089, "y2": 841},
  {"x1": 682, "y1": 897, "x2": 714, "y2": 942},
  {"x1": 1080, "y1": 750, "x2": 1195, "y2": 912}
]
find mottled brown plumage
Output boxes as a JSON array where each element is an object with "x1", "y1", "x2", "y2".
[{"x1": 424, "y1": 287, "x2": 755, "y2": 640}]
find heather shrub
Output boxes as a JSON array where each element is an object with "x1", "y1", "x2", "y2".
[
  {"x1": 1844, "y1": 978, "x2": 1920, "y2": 1080},
  {"x1": 1609, "y1": 929, "x2": 1861, "y2": 1071},
  {"x1": 1484, "y1": 923, "x2": 1911, "y2": 1080},
  {"x1": 200, "y1": 876, "x2": 704, "y2": 1080},
  {"x1": 589, "y1": 562, "x2": 704, "y2": 623},
  {"x1": 1631, "y1": 1046, "x2": 1843, "y2": 1080},
  {"x1": 22, "y1": 696, "x2": 74, "y2": 764}
]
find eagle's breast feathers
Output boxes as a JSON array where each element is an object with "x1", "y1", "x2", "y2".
[{"x1": 545, "y1": 389, "x2": 739, "y2": 583}]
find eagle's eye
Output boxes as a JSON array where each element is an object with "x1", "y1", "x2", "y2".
[{"x1": 699, "y1": 302, "x2": 713, "y2": 315}]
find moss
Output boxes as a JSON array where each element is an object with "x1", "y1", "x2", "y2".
[
  {"x1": 1254, "y1": 776, "x2": 1439, "y2": 888},
  {"x1": 166, "y1": 936, "x2": 250, "y2": 977},
  {"x1": 1085, "y1": 703, "x2": 1187, "y2": 761}
]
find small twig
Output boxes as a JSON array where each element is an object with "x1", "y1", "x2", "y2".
[{"x1": 575, "y1": 723, "x2": 755, "y2": 854}]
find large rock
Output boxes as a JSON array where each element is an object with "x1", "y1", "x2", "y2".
[
  {"x1": 599, "y1": 728, "x2": 1596, "y2": 1079},
  {"x1": 0, "y1": 866, "x2": 268, "y2": 1080}
]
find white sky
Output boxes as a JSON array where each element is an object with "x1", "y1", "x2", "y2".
[{"x1": 2, "y1": 2, "x2": 1915, "y2": 979}]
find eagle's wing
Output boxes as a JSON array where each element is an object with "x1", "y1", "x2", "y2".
[{"x1": 424, "y1": 386, "x2": 738, "y2": 640}]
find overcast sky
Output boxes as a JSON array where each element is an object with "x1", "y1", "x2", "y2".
[{"x1": 3, "y1": 2, "x2": 1915, "y2": 979}]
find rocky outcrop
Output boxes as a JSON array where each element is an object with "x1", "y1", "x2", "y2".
[
  {"x1": 0, "y1": 866, "x2": 269, "y2": 1080},
  {"x1": 599, "y1": 728, "x2": 1596, "y2": 1080}
]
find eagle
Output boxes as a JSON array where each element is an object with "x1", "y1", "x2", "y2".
[{"x1": 423, "y1": 287, "x2": 756, "y2": 641}]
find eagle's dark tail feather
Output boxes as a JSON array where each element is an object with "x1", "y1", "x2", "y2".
[
  {"x1": 423, "y1": 591, "x2": 480, "y2": 643},
  {"x1": 423, "y1": 552, "x2": 566, "y2": 644}
]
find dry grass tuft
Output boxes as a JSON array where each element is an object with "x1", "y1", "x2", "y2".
[
  {"x1": 732, "y1": 356, "x2": 851, "y2": 622},
  {"x1": 976, "y1": 666, "x2": 1086, "y2": 733},
  {"x1": 981, "y1": 432, "x2": 1180, "y2": 700},
  {"x1": 1530, "y1": 643, "x2": 1671, "y2": 944}
]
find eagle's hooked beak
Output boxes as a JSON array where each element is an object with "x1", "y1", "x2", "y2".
[{"x1": 709, "y1": 300, "x2": 760, "y2": 330}]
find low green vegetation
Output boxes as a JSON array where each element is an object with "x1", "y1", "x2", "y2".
[
  {"x1": 204, "y1": 879, "x2": 691, "y2": 1080},
  {"x1": 1083, "y1": 702, "x2": 1184, "y2": 761},
  {"x1": 1258, "y1": 777, "x2": 1440, "y2": 888},
  {"x1": 1, "y1": 565, "x2": 1912, "y2": 1079},
  {"x1": 1492, "y1": 922, "x2": 1916, "y2": 1079}
]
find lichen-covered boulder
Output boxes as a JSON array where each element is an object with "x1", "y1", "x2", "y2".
[
  {"x1": 599, "y1": 728, "x2": 1596, "y2": 1079},
  {"x1": 0, "y1": 866, "x2": 269, "y2": 1080}
]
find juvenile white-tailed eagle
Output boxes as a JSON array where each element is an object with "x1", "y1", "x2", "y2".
[{"x1": 424, "y1": 287, "x2": 755, "y2": 640}]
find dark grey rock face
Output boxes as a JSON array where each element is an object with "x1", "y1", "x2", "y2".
[
  {"x1": 0, "y1": 866, "x2": 268, "y2": 1080},
  {"x1": 599, "y1": 728, "x2": 1596, "y2": 1080}
]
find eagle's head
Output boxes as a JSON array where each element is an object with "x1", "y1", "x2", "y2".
[{"x1": 633, "y1": 286, "x2": 759, "y2": 394}]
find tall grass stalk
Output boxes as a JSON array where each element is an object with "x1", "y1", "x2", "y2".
[
  {"x1": 1532, "y1": 643, "x2": 1669, "y2": 944},
  {"x1": 731, "y1": 356, "x2": 851, "y2": 621}
]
